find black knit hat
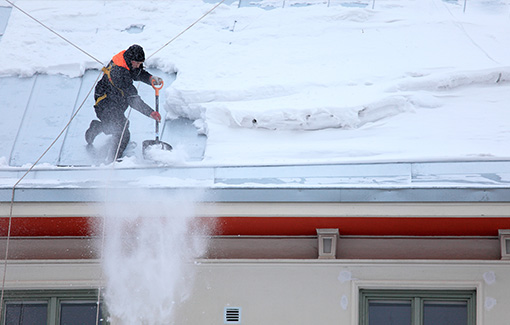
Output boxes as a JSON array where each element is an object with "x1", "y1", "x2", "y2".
[{"x1": 124, "y1": 44, "x2": 145, "y2": 62}]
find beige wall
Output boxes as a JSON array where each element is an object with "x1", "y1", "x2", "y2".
[
  {"x1": 178, "y1": 260, "x2": 510, "y2": 324},
  {"x1": 2, "y1": 259, "x2": 510, "y2": 324}
]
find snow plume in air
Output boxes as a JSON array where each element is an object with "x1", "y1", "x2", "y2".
[{"x1": 96, "y1": 188, "x2": 209, "y2": 324}]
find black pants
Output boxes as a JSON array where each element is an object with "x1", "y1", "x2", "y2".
[{"x1": 94, "y1": 101, "x2": 130, "y2": 160}]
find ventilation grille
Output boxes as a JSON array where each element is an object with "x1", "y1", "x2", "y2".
[{"x1": 224, "y1": 307, "x2": 241, "y2": 324}]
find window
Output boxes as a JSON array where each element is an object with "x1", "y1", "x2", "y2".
[
  {"x1": 2, "y1": 290, "x2": 108, "y2": 324},
  {"x1": 359, "y1": 289, "x2": 476, "y2": 325}
]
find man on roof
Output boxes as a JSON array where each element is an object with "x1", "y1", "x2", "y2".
[{"x1": 85, "y1": 44, "x2": 163, "y2": 161}]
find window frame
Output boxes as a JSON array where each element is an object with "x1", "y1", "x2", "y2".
[
  {"x1": 1, "y1": 289, "x2": 108, "y2": 325},
  {"x1": 359, "y1": 289, "x2": 476, "y2": 325}
]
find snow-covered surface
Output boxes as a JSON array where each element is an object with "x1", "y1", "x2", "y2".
[
  {"x1": 1, "y1": 160, "x2": 509, "y2": 204},
  {"x1": 0, "y1": 0, "x2": 509, "y2": 194}
]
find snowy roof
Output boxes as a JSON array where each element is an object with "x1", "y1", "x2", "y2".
[
  {"x1": 0, "y1": 0, "x2": 509, "y2": 203},
  {"x1": 1, "y1": 159, "x2": 509, "y2": 203}
]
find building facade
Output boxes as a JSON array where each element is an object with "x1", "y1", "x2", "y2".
[{"x1": 1, "y1": 161, "x2": 509, "y2": 324}]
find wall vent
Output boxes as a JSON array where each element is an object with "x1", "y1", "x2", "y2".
[{"x1": 224, "y1": 307, "x2": 241, "y2": 324}]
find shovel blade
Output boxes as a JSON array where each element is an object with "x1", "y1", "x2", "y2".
[{"x1": 142, "y1": 139, "x2": 173, "y2": 159}]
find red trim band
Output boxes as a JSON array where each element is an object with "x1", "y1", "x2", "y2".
[{"x1": 1, "y1": 217, "x2": 509, "y2": 237}]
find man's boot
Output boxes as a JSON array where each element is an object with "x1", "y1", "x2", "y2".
[{"x1": 85, "y1": 120, "x2": 102, "y2": 145}]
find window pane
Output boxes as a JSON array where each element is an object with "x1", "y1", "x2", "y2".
[
  {"x1": 369, "y1": 300, "x2": 412, "y2": 325},
  {"x1": 60, "y1": 302, "x2": 101, "y2": 325},
  {"x1": 423, "y1": 301, "x2": 467, "y2": 325},
  {"x1": 5, "y1": 302, "x2": 47, "y2": 324}
]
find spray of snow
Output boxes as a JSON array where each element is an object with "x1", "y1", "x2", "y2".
[
  {"x1": 96, "y1": 188, "x2": 210, "y2": 324},
  {"x1": 142, "y1": 144, "x2": 190, "y2": 166}
]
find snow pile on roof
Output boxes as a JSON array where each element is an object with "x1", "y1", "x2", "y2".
[{"x1": 0, "y1": 0, "x2": 509, "y2": 165}]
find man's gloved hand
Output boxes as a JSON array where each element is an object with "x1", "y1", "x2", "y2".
[
  {"x1": 150, "y1": 76, "x2": 163, "y2": 86},
  {"x1": 150, "y1": 111, "x2": 162, "y2": 122}
]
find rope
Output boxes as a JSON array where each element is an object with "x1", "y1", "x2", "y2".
[
  {"x1": 147, "y1": 0, "x2": 227, "y2": 60},
  {"x1": 3, "y1": 0, "x2": 103, "y2": 65},
  {"x1": 92, "y1": 105, "x2": 134, "y2": 323},
  {"x1": 438, "y1": 0, "x2": 500, "y2": 64},
  {"x1": 92, "y1": 0, "x2": 230, "y2": 317},
  {"x1": 0, "y1": 2, "x2": 106, "y2": 320},
  {"x1": 1, "y1": 0, "x2": 227, "y2": 322},
  {"x1": 94, "y1": 190, "x2": 108, "y2": 325},
  {"x1": 112, "y1": 108, "x2": 133, "y2": 164},
  {"x1": 0, "y1": 71, "x2": 102, "y2": 316},
  {"x1": 93, "y1": 106, "x2": 133, "y2": 324},
  {"x1": 94, "y1": 0, "x2": 228, "y2": 319}
]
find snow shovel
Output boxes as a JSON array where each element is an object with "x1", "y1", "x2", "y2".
[{"x1": 142, "y1": 79, "x2": 172, "y2": 159}]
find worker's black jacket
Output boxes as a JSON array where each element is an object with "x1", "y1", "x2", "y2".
[{"x1": 94, "y1": 50, "x2": 153, "y2": 117}]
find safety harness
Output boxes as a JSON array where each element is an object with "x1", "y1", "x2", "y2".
[{"x1": 95, "y1": 50, "x2": 130, "y2": 106}]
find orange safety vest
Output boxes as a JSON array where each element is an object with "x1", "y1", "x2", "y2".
[{"x1": 111, "y1": 50, "x2": 130, "y2": 70}]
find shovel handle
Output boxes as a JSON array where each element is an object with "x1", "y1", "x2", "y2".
[
  {"x1": 151, "y1": 79, "x2": 163, "y2": 139},
  {"x1": 151, "y1": 78, "x2": 164, "y2": 96}
]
